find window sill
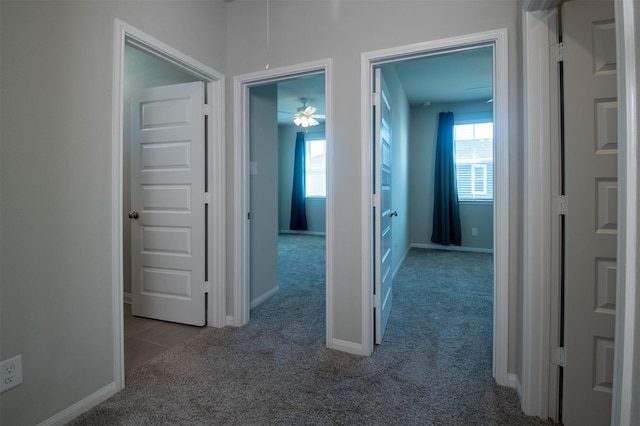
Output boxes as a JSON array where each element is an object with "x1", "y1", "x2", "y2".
[{"x1": 459, "y1": 200, "x2": 493, "y2": 206}]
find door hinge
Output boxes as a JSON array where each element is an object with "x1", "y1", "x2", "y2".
[
  {"x1": 551, "y1": 42, "x2": 564, "y2": 63},
  {"x1": 551, "y1": 346, "x2": 566, "y2": 367},
  {"x1": 247, "y1": 212, "x2": 251, "y2": 220},
  {"x1": 553, "y1": 195, "x2": 567, "y2": 216},
  {"x1": 203, "y1": 104, "x2": 210, "y2": 116},
  {"x1": 204, "y1": 281, "x2": 211, "y2": 294},
  {"x1": 372, "y1": 194, "x2": 380, "y2": 208},
  {"x1": 204, "y1": 192, "x2": 210, "y2": 205},
  {"x1": 372, "y1": 92, "x2": 380, "y2": 107}
]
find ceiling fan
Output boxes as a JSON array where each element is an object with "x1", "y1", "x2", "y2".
[{"x1": 291, "y1": 98, "x2": 325, "y2": 127}]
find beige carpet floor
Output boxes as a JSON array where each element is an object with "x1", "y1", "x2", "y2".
[{"x1": 70, "y1": 235, "x2": 553, "y2": 425}]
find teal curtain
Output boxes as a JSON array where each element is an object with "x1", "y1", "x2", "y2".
[
  {"x1": 290, "y1": 132, "x2": 308, "y2": 230},
  {"x1": 431, "y1": 112, "x2": 461, "y2": 246}
]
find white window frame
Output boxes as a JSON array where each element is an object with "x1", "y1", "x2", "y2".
[
  {"x1": 454, "y1": 112, "x2": 494, "y2": 203},
  {"x1": 305, "y1": 133, "x2": 326, "y2": 199}
]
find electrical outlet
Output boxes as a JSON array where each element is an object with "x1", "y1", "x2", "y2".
[
  {"x1": 0, "y1": 355, "x2": 23, "y2": 393},
  {"x1": 472, "y1": 227, "x2": 478, "y2": 236}
]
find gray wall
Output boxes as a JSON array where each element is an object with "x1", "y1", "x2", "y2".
[
  {"x1": 0, "y1": 1, "x2": 227, "y2": 424},
  {"x1": 250, "y1": 85, "x2": 280, "y2": 305},
  {"x1": 123, "y1": 45, "x2": 202, "y2": 296},
  {"x1": 225, "y1": 0, "x2": 521, "y2": 358},
  {"x1": 409, "y1": 101, "x2": 494, "y2": 250},
  {"x1": 278, "y1": 123, "x2": 327, "y2": 234}
]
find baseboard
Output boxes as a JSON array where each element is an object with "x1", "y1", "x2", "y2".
[
  {"x1": 411, "y1": 242, "x2": 494, "y2": 254},
  {"x1": 123, "y1": 292, "x2": 132, "y2": 304},
  {"x1": 392, "y1": 246, "x2": 411, "y2": 280},
  {"x1": 226, "y1": 315, "x2": 236, "y2": 326},
  {"x1": 37, "y1": 381, "x2": 118, "y2": 426},
  {"x1": 279, "y1": 230, "x2": 326, "y2": 236},
  {"x1": 328, "y1": 338, "x2": 365, "y2": 355},
  {"x1": 250, "y1": 286, "x2": 279, "y2": 309},
  {"x1": 509, "y1": 372, "x2": 521, "y2": 394}
]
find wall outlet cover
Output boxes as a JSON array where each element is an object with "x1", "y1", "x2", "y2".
[{"x1": 0, "y1": 355, "x2": 23, "y2": 393}]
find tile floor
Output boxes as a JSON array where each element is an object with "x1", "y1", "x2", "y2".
[{"x1": 124, "y1": 303, "x2": 203, "y2": 375}]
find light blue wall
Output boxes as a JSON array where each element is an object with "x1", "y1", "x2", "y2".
[
  {"x1": 409, "y1": 101, "x2": 494, "y2": 250},
  {"x1": 250, "y1": 85, "x2": 280, "y2": 305},
  {"x1": 278, "y1": 123, "x2": 327, "y2": 234}
]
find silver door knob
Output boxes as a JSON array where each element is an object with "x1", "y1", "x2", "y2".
[
  {"x1": 128, "y1": 211, "x2": 139, "y2": 219},
  {"x1": 391, "y1": 210, "x2": 398, "y2": 217}
]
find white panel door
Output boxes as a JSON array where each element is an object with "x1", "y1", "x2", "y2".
[
  {"x1": 374, "y1": 69, "x2": 394, "y2": 344},
  {"x1": 562, "y1": 1, "x2": 616, "y2": 424},
  {"x1": 130, "y1": 81, "x2": 206, "y2": 326}
]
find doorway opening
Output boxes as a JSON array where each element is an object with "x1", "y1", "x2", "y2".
[
  {"x1": 362, "y1": 29, "x2": 510, "y2": 386},
  {"x1": 112, "y1": 20, "x2": 225, "y2": 389},
  {"x1": 232, "y1": 60, "x2": 334, "y2": 348},
  {"x1": 247, "y1": 75, "x2": 327, "y2": 316}
]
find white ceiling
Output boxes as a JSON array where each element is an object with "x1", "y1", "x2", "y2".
[
  {"x1": 276, "y1": 45, "x2": 493, "y2": 125},
  {"x1": 277, "y1": 73, "x2": 326, "y2": 124}
]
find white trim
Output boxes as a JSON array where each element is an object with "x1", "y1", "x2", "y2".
[
  {"x1": 521, "y1": 7, "x2": 557, "y2": 419},
  {"x1": 111, "y1": 19, "x2": 225, "y2": 396},
  {"x1": 206, "y1": 73, "x2": 227, "y2": 330},
  {"x1": 37, "y1": 382, "x2": 118, "y2": 426},
  {"x1": 232, "y1": 60, "x2": 335, "y2": 350},
  {"x1": 361, "y1": 29, "x2": 510, "y2": 383},
  {"x1": 613, "y1": 1, "x2": 639, "y2": 424},
  {"x1": 509, "y1": 373, "x2": 520, "y2": 391},
  {"x1": 250, "y1": 286, "x2": 279, "y2": 309},
  {"x1": 111, "y1": 19, "x2": 126, "y2": 394},
  {"x1": 329, "y1": 338, "x2": 363, "y2": 355},
  {"x1": 410, "y1": 243, "x2": 494, "y2": 254},
  {"x1": 392, "y1": 247, "x2": 411, "y2": 281}
]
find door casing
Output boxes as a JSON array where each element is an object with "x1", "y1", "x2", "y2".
[
  {"x1": 361, "y1": 28, "x2": 510, "y2": 384},
  {"x1": 231, "y1": 60, "x2": 335, "y2": 349},
  {"x1": 111, "y1": 19, "x2": 226, "y2": 390}
]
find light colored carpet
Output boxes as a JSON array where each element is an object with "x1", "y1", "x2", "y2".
[{"x1": 70, "y1": 235, "x2": 552, "y2": 425}]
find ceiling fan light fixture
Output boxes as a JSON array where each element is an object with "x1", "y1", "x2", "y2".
[{"x1": 293, "y1": 98, "x2": 321, "y2": 127}]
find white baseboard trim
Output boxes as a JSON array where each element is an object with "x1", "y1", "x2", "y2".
[
  {"x1": 392, "y1": 246, "x2": 411, "y2": 280},
  {"x1": 328, "y1": 338, "x2": 365, "y2": 355},
  {"x1": 411, "y1": 242, "x2": 494, "y2": 254},
  {"x1": 250, "y1": 286, "x2": 279, "y2": 309},
  {"x1": 226, "y1": 315, "x2": 236, "y2": 326},
  {"x1": 123, "y1": 292, "x2": 132, "y2": 305},
  {"x1": 38, "y1": 381, "x2": 118, "y2": 426},
  {"x1": 509, "y1": 372, "x2": 521, "y2": 394},
  {"x1": 279, "y1": 230, "x2": 326, "y2": 236}
]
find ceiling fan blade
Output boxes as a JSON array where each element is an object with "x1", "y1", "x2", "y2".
[
  {"x1": 304, "y1": 105, "x2": 317, "y2": 115},
  {"x1": 311, "y1": 114, "x2": 325, "y2": 119}
]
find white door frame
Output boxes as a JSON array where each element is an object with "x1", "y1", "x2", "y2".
[
  {"x1": 231, "y1": 60, "x2": 334, "y2": 346},
  {"x1": 522, "y1": 1, "x2": 639, "y2": 423},
  {"x1": 111, "y1": 19, "x2": 226, "y2": 390},
  {"x1": 360, "y1": 28, "x2": 510, "y2": 387}
]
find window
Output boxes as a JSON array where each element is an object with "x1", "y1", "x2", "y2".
[
  {"x1": 305, "y1": 138, "x2": 326, "y2": 198},
  {"x1": 454, "y1": 121, "x2": 493, "y2": 202}
]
